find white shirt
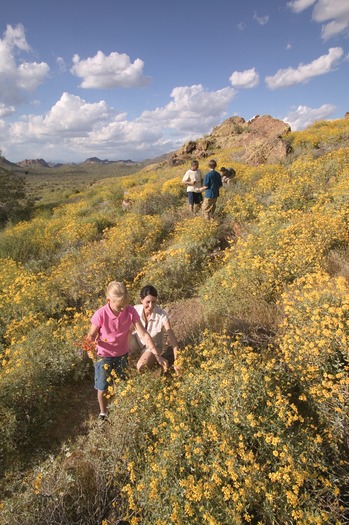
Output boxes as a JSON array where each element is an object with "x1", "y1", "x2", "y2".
[
  {"x1": 182, "y1": 168, "x2": 202, "y2": 192},
  {"x1": 132, "y1": 304, "x2": 169, "y2": 351}
]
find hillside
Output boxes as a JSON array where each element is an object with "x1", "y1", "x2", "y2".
[{"x1": 1, "y1": 116, "x2": 349, "y2": 524}]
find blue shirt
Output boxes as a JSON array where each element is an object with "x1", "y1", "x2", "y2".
[{"x1": 203, "y1": 169, "x2": 223, "y2": 198}]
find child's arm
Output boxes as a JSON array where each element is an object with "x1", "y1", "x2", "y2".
[
  {"x1": 87, "y1": 323, "x2": 99, "y2": 341},
  {"x1": 134, "y1": 320, "x2": 169, "y2": 372}
]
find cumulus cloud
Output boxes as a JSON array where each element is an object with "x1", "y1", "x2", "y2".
[
  {"x1": 0, "y1": 103, "x2": 15, "y2": 118},
  {"x1": 71, "y1": 50, "x2": 150, "y2": 89},
  {"x1": 253, "y1": 11, "x2": 270, "y2": 25},
  {"x1": 287, "y1": 0, "x2": 317, "y2": 13},
  {"x1": 265, "y1": 47, "x2": 343, "y2": 89},
  {"x1": 1, "y1": 84, "x2": 235, "y2": 162},
  {"x1": 0, "y1": 24, "x2": 50, "y2": 109},
  {"x1": 283, "y1": 103, "x2": 336, "y2": 130},
  {"x1": 9, "y1": 92, "x2": 122, "y2": 138},
  {"x1": 288, "y1": 0, "x2": 349, "y2": 40},
  {"x1": 229, "y1": 68, "x2": 260, "y2": 89}
]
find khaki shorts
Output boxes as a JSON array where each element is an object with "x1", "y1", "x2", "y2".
[{"x1": 202, "y1": 197, "x2": 217, "y2": 219}]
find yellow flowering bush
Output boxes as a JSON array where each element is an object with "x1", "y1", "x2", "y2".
[
  {"x1": 133, "y1": 216, "x2": 220, "y2": 301},
  {"x1": 50, "y1": 213, "x2": 165, "y2": 307},
  {"x1": 116, "y1": 332, "x2": 344, "y2": 524},
  {"x1": 278, "y1": 271, "x2": 349, "y2": 445}
]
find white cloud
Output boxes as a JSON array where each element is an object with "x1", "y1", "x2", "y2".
[
  {"x1": 9, "y1": 92, "x2": 120, "y2": 138},
  {"x1": 71, "y1": 50, "x2": 150, "y2": 89},
  {"x1": 56, "y1": 57, "x2": 67, "y2": 72},
  {"x1": 1, "y1": 85, "x2": 235, "y2": 162},
  {"x1": 230, "y1": 68, "x2": 260, "y2": 89},
  {"x1": 283, "y1": 103, "x2": 336, "y2": 130},
  {"x1": 0, "y1": 103, "x2": 15, "y2": 118},
  {"x1": 253, "y1": 11, "x2": 270, "y2": 25},
  {"x1": 0, "y1": 24, "x2": 50, "y2": 108},
  {"x1": 140, "y1": 85, "x2": 235, "y2": 130},
  {"x1": 287, "y1": 0, "x2": 317, "y2": 14},
  {"x1": 288, "y1": 0, "x2": 349, "y2": 40},
  {"x1": 265, "y1": 47, "x2": 343, "y2": 89}
]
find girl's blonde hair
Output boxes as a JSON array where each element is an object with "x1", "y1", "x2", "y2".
[{"x1": 106, "y1": 281, "x2": 130, "y2": 307}]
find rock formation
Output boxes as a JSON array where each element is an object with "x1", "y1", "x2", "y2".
[{"x1": 168, "y1": 115, "x2": 292, "y2": 166}]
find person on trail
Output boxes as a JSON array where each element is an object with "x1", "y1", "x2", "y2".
[
  {"x1": 182, "y1": 160, "x2": 203, "y2": 213},
  {"x1": 86, "y1": 281, "x2": 168, "y2": 423},
  {"x1": 199, "y1": 159, "x2": 223, "y2": 220},
  {"x1": 129, "y1": 284, "x2": 180, "y2": 375}
]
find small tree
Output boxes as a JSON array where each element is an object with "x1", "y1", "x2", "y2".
[{"x1": 0, "y1": 166, "x2": 31, "y2": 226}]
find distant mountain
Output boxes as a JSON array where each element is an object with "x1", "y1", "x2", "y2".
[
  {"x1": 0, "y1": 155, "x2": 143, "y2": 170},
  {"x1": 83, "y1": 157, "x2": 138, "y2": 166},
  {"x1": 17, "y1": 158, "x2": 51, "y2": 168},
  {"x1": 0, "y1": 155, "x2": 22, "y2": 170}
]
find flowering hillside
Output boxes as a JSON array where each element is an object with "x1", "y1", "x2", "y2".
[{"x1": 1, "y1": 118, "x2": 349, "y2": 524}]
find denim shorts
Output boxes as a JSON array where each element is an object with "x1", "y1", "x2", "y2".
[
  {"x1": 94, "y1": 354, "x2": 128, "y2": 391},
  {"x1": 188, "y1": 192, "x2": 203, "y2": 205}
]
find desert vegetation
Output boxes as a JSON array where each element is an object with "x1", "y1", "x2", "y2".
[{"x1": 1, "y1": 117, "x2": 349, "y2": 524}]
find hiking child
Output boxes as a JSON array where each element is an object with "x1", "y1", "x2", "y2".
[
  {"x1": 86, "y1": 281, "x2": 168, "y2": 422},
  {"x1": 182, "y1": 160, "x2": 203, "y2": 212},
  {"x1": 199, "y1": 159, "x2": 223, "y2": 220},
  {"x1": 129, "y1": 284, "x2": 180, "y2": 374}
]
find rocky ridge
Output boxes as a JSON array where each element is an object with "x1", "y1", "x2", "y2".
[{"x1": 168, "y1": 114, "x2": 292, "y2": 167}]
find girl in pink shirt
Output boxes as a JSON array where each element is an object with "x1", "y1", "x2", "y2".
[{"x1": 87, "y1": 281, "x2": 168, "y2": 422}]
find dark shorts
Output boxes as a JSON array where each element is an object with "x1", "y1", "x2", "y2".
[
  {"x1": 188, "y1": 192, "x2": 203, "y2": 205},
  {"x1": 94, "y1": 354, "x2": 128, "y2": 391}
]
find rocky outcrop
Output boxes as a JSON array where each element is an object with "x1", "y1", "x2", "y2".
[
  {"x1": 169, "y1": 115, "x2": 291, "y2": 166},
  {"x1": 17, "y1": 158, "x2": 50, "y2": 168}
]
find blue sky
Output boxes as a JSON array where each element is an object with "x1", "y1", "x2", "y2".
[{"x1": 0, "y1": 0, "x2": 348, "y2": 163}]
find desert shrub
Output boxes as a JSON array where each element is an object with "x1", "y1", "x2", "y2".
[
  {"x1": 0, "y1": 258, "x2": 65, "y2": 340},
  {"x1": 223, "y1": 193, "x2": 264, "y2": 224},
  {"x1": 199, "y1": 206, "x2": 348, "y2": 334},
  {"x1": 126, "y1": 182, "x2": 182, "y2": 215},
  {"x1": 288, "y1": 119, "x2": 349, "y2": 155},
  {"x1": 2, "y1": 334, "x2": 346, "y2": 524},
  {"x1": 0, "y1": 431, "x2": 123, "y2": 525},
  {"x1": 0, "y1": 311, "x2": 90, "y2": 474},
  {"x1": 0, "y1": 211, "x2": 114, "y2": 269},
  {"x1": 0, "y1": 167, "x2": 32, "y2": 226},
  {"x1": 161, "y1": 175, "x2": 186, "y2": 199},
  {"x1": 133, "y1": 216, "x2": 220, "y2": 302},
  {"x1": 0, "y1": 218, "x2": 60, "y2": 264},
  {"x1": 50, "y1": 213, "x2": 165, "y2": 308},
  {"x1": 277, "y1": 271, "x2": 349, "y2": 446}
]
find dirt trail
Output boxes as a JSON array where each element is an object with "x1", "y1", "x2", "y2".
[{"x1": 165, "y1": 297, "x2": 204, "y2": 343}]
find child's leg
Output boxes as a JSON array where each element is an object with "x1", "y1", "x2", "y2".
[
  {"x1": 97, "y1": 389, "x2": 107, "y2": 414},
  {"x1": 95, "y1": 359, "x2": 110, "y2": 415}
]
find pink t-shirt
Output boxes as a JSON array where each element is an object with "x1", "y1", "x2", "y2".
[{"x1": 90, "y1": 304, "x2": 140, "y2": 357}]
